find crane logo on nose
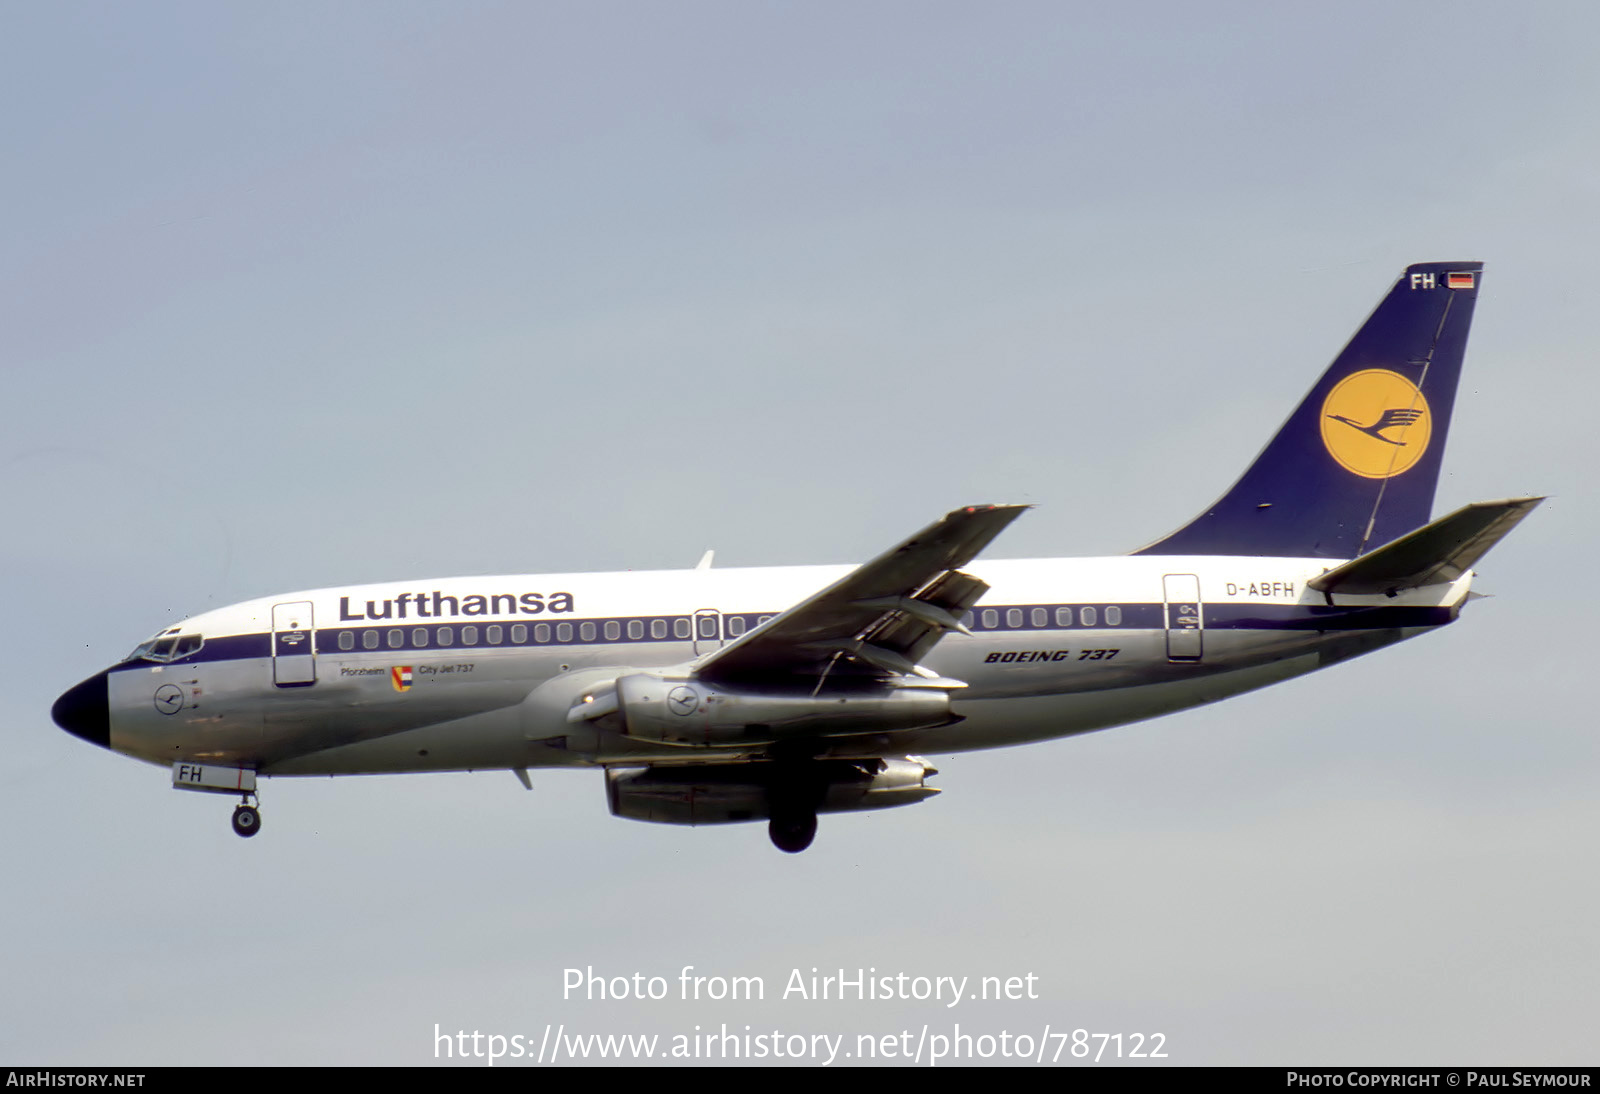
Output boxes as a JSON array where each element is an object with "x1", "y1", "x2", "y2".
[{"x1": 153, "y1": 684, "x2": 184, "y2": 715}]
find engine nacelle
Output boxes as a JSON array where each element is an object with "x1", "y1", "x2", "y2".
[
  {"x1": 606, "y1": 758, "x2": 940, "y2": 826},
  {"x1": 613, "y1": 672, "x2": 953, "y2": 747}
]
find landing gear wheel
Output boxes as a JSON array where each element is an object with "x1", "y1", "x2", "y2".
[
  {"x1": 768, "y1": 810, "x2": 817, "y2": 854},
  {"x1": 231, "y1": 804, "x2": 261, "y2": 838}
]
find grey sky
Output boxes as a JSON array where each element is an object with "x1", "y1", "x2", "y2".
[{"x1": 3, "y1": 1, "x2": 1594, "y2": 1066}]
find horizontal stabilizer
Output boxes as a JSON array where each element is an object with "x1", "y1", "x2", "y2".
[{"x1": 1308, "y1": 497, "x2": 1544, "y2": 596}]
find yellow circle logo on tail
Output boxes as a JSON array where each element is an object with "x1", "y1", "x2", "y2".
[{"x1": 1319, "y1": 369, "x2": 1431, "y2": 479}]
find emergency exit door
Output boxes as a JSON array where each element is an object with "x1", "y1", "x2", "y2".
[{"x1": 692, "y1": 609, "x2": 723, "y2": 657}]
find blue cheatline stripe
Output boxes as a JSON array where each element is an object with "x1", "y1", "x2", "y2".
[
  {"x1": 107, "y1": 601, "x2": 1452, "y2": 673},
  {"x1": 1209, "y1": 603, "x2": 1454, "y2": 630}
]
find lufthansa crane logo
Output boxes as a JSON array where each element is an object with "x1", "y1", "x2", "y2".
[
  {"x1": 1319, "y1": 369, "x2": 1431, "y2": 479},
  {"x1": 667, "y1": 686, "x2": 699, "y2": 716},
  {"x1": 153, "y1": 684, "x2": 185, "y2": 716}
]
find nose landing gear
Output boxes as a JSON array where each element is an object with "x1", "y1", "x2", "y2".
[
  {"x1": 171, "y1": 763, "x2": 264, "y2": 839},
  {"x1": 231, "y1": 798, "x2": 262, "y2": 838}
]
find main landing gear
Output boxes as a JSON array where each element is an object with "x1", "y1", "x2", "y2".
[
  {"x1": 231, "y1": 796, "x2": 262, "y2": 838},
  {"x1": 765, "y1": 759, "x2": 822, "y2": 853},
  {"x1": 768, "y1": 809, "x2": 818, "y2": 854}
]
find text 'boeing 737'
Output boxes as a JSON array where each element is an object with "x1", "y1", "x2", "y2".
[{"x1": 53, "y1": 262, "x2": 1540, "y2": 852}]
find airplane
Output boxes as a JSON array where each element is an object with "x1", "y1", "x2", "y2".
[{"x1": 51, "y1": 261, "x2": 1542, "y2": 853}]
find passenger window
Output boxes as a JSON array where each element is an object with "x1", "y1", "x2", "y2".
[
  {"x1": 556, "y1": 623, "x2": 572, "y2": 642},
  {"x1": 461, "y1": 626, "x2": 478, "y2": 646},
  {"x1": 1006, "y1": 608, "x2": 1022, "y2": 628},
  {"x1": 535, "y1": 623, "x2": 550, "y2": 643},
  {"x1": 698, "y1": 616, "x2": 717, "y2": 639},
  {"x1": 674, "y1": 618, "x2": 691, "y2": 639},
  {"x1": 363, "y1": 630, "x2": 379, "y2": 649},
  {"x1": 580, "y1": 622, "x2": 596, "y2": 642},
  {"x1": 759, "y1": 615, "x2": 773, "y2": 625},
  {"x1": 438, "y1": 626, "x2": 453, "y2": 646},
  {"x1": 1105, "y1": 605, "x2": 1122, "y2": 626},
  {"x1": 627, "y1": 620, "x2": 643, "y2": 640},
  {"x1": 338, "y1": 632, "x2": 354, "y2": 651},
  {"x1": 387, "y1": 629, "x2": 403, "y2": 649},
  {"x1": 981, "y1": 609, "x2": 998, "y2": 629},
  {"x1": 604, "y1": 620, "x2": 620, "y2": 640},
  {"x1": 1056, "y1": 607, "x2": 1072, "y2": 627},
  {"x1": 1080, "y1": 607, "x2": 1097, "y2": 627},
  {"x1": 1031, "y1": 608, "x2": 1047, "y2": 627},
  {"x1": 651, "y1": 619, "x2": 667, "y2": 639},
  {"x1": 412, "y1": 628, "x2": 428, "y2": 647},
  {"x1": 512, "y1": 624, "x2": 528, "y2": 643},
  {"x1": 487, "y1": 625, "x2": 503, "y2": 644},
  {"x1": 728, "y1": 616, "x2": 746, "y2": 636}
]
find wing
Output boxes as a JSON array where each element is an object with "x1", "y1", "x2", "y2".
[{"x1": 696, "y1": 504, "x2": 1029, "y2": 685}]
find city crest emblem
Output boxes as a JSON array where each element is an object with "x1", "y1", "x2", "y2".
[{"x1": 391, "y1": 666, "x2": 413, "y2": 692}]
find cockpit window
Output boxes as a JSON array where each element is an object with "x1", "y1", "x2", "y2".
[{"x1": 125, "y1": 633, "x2": 205, "y2": 664}]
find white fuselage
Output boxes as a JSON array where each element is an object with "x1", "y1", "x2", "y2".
[{"x1": 102, "y1": 554, "x2": 1469, "y2": 777}]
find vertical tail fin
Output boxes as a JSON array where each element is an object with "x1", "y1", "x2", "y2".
[{"x1": 1136, "y1": 262, "x2": 1482, "y2": 559}]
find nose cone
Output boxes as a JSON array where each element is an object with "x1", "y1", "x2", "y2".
[{"x1": 53, "y1": 671, "x2": 110, "y2": 749}]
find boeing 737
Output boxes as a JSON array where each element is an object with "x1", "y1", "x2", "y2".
[{"x1": 52, "y1": 261, "x2": 1541, "y2": 852}]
